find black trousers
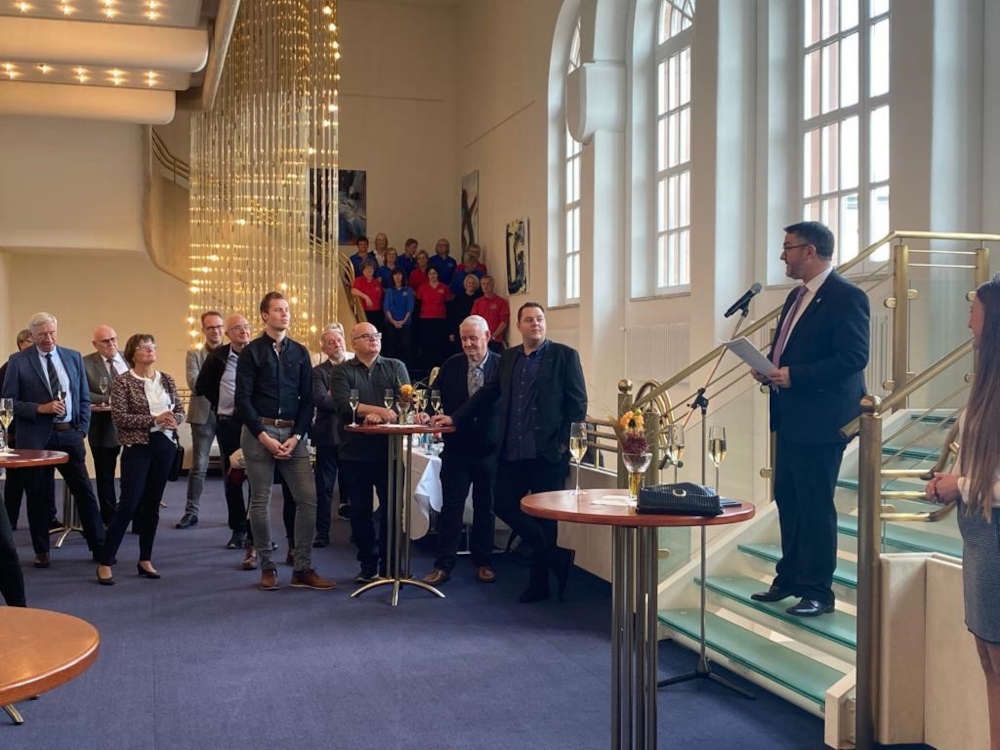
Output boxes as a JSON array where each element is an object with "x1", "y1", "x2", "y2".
[
  {"x1": 435, "y1": 452, "x2": 496, "y2": 571},
  {"x1": 90, "y1": 443, "x2": 121, "y2": 524},
  {"x1": 99, "y1": 432, "x2": 174, "y2": 566},
  {"x1": 382, "y1": 324, "x2": 413, "y2": 366},
  {"x1": 313, "y1": 444, "x2": 338, "y2": 541},
  {"x1": 3, "y1": 467, "x2": 29, "y2": 529},
  {"x1": 0, "y1": 499, "x2": 25, "y2": 606},
  {"x1": 216, "y1": 417, "x2": 249, "y2": 534},
  {"x1": 495, "y1": 457, "x2": 568, "y2": 586},
  {"x1": 341, "y1": 459, "x2": 390, "y2": 571},
  {"x1": 26, "y1": 430, "x2": 105, "y2": 555},
  {"x1": 772, "y1": 437, "x2": 845, "y2": 605}
]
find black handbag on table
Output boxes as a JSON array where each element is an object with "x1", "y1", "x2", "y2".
[{"x1": 636, "y1": 482, "x2": 723, "y2": 516}]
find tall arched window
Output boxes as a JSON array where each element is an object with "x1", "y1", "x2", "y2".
[
  {"x1": 801, "y1": 0, "x2": 890, "y2": 262},
  {"x1": 561, "y1": 17, "x2": 583, "y2": 302},
  {"x1": 654, "y1": 0, "x2": 695, "y2": 290}
]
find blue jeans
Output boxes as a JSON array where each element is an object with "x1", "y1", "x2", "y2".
[
  {"x1": 241, "y1": 425, "x2": 316, "y2": 573},
  {"x1": 184, "y1": 413, "x2": 217, "y2": 515}
]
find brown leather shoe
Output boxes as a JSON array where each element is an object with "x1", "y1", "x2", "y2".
[
  {"x1": 241, "y1": 548, "x2": 258, "y2": 570},
  {"x1": 422, "y1": 568, "x2": 450, "y2": 585},
  {"x1": 290, "y1": 569, "x2": 335, "y2": 590},
  {"x1": 259, "y1": 568, "x2": 279, "y2": 590},
  {"x1": 475, "y1": 566, "x2": 496, "y2": 583},
  {"x1": 33, "y1": 553, "x2": 50, "y2": 569}
]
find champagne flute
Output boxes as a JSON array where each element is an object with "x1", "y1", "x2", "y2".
[
  {"x1": 383, "y1": 388, "x2": 395, "y2": 410},
  {"x1": 98, "y1": 375, "x2": 109, "y2": 396},
  {"x1": 0, "y1": 398, "x2": 13, "y2": 456},
  {"x1": 665, "y1": 422, "x2": 685, "y2": 481},
  {"x1": 708, "y1": 425, "x2": 727, "y2": 491},
  {"x1": 430, "y1": 389, "x2": 442, "y2": 414},
  {"x1": 348, "y1": 388, "x2": 360, "y2": 427},
  {"x1": 569, "y1": 422, "x2": 587, "y2": 495}
]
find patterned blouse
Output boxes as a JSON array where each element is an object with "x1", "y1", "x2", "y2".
[{"x1": 111, "y1": 370, "x2": 185, "y2": 446}]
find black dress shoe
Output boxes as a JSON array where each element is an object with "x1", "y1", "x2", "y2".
[
  {"x1": 96, "y1": 566, "x2": 115, "y2": 585},
  {"x1": 33, "y1": 553, "x2": 50, "y2": 569},
  {"x1": 750, "y1": 585, "x2": 796, "y2": 603},
  {"x1": 136, "y1": 563, "x2": 161, "y2": 579},
  {"x1": 175, "y1": 514, "x2": 198, "y2": 529},
  {"x1": 226, "y1": 532, "x2": 246, "y2": 550},
  {"x1": 786, "y1": 598, "x2": 834, "y2": 617},
  {"x1": 312, "y1": 536, "x2": 330, "y2": 548}
]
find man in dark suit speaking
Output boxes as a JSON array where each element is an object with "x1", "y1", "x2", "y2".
[
  {"x1": 2, "y1": 312, "x2": 105, "y2": 568},
  {"x1": 433, "y1": 302, "x2": 588, "y2": 603},
  {"x1": 752, "y1": 221, "x2": 869, "y2": 617},
  {"x1": 422, "y1": 315, "x2": 501, "y2": 586}
]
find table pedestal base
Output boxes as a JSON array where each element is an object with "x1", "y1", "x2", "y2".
[
  {"x1": 612, "y1": 526, "x2": 660, "y2": 750},
  {"x1": 350, "y1": 577, "x2": 445, "y2": 607},
  {"x1": 2, "y1": 704, "x2": 24, "y2": 725},
  {"x1": 51, "y1": 484, "x2": 83, "y2": 548}
]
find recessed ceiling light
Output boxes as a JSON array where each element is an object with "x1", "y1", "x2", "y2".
[
  {"x1": 60, "y1": 4, "x2": 73, "y2": 15},
  {"x1": 37, "y1": 64, "x2": 51, "y2": 74},
  {"x1": 16, "y1": 2, "x2": 30, "y2": 12}
]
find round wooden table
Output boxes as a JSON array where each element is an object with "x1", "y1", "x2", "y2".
[
  {"x1": 521, "y1": 489, "x2": 755, "y2": 750},
  {"x1": 344, "y1": 423, "x2": 455, "y2": 606},
  {"x1": 0, "y1": 607, "x2": 100, "y2": 724},
  {"x1": 0, "y1": 449, "x2": 68, "y2": 468}
]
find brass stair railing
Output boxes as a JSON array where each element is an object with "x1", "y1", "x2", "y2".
[{"x1": 150, "y1": 128, "x2": 190, "y2": 185}]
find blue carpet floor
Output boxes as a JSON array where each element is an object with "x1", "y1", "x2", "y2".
[{"x1": 3, "y1": 478, "x2": 826, "y2": 749}]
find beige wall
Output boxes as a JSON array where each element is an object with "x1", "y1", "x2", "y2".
[
  {"x1": 338, "y1": 0, "x2": 459, "y2": 255},
  {"x1": 4, "y1": 251, "x2": 189, "y2": 380}
]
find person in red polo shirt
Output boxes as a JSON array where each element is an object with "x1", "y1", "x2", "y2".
[
  {"x1": 351, "y1": 260, "x2": 385, "y2": 331},
  {"x1": 416, "y1": 267, "x2": 453, "y2": 370},
  {"x1": 471, "y1": 275, "x2": 510, "y2": 352}
]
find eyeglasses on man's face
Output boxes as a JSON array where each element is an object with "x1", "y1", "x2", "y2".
[
  {"x1": 353, "y1": 333, "x2": 382, "y2": 342},
  {"x1": 781, "y1": 243, "x2": 810, "y2": 252}
]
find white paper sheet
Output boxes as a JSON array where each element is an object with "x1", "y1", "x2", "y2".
[{"x1": 724, "y1": 336, "x2": 778, "y2": 374}]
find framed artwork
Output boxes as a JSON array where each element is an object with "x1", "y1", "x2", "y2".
[
  {"x1": 460, "y1": 170, "x2": 479, "y2": 256},
  {"x1": 505, "y1": 218, "x2": 528, "y2": 295},
  {"x1": 337, "y1": 169, "x2": 367, "y2": 245}
]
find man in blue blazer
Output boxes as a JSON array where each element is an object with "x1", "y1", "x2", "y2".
[
  {"x1": 752, "y1": 222, "x2": 869, "y2": 617},
  {"x1": 2, "y1": 312, "x2": 105, "y2": 567},
  {"x1": 422, "y1": 315, "x2": 501, "y2": 586}
]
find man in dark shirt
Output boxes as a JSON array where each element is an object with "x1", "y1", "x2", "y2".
[
  {"x1": 434, "y1": 302, "x2": 588, "y2": 602},
  {"x1": 311, "y1": 323, "x2": 349, "y2": 547},
  {"x1": 236, "y1": 292, "x2": 333, "y2": 592},
  {"x1": 330, "y1": 321, "x2": 410, "y2": 582}
]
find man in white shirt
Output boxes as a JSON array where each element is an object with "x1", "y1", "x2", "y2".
[{"x1": 84, "y1": 325, "x2": 129, "y2": 523}]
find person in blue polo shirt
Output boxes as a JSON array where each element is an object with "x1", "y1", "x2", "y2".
[{"x1": 429, "y1": 237, "x2": 457, "y2": 285}]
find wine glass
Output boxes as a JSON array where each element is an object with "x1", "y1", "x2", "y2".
[
  {"x1": 664, "y1": 422, "x2": 685, "y2": 480},
  {"x1": 98, "y1": 375, "x2": 109, "y2": 396},
  {"x1": 348, "y1": 388, "x2": 360, "y2": 427},
  {"x1": 383, "y1": 388, "x2": 395, "y2": 410},
  {"x1": 0, "y1": 398, "x2": 14, "y2": 456},
  {"x1": 708, "y1": 425, "x2": 727, "y2": 491},
  {"x1": 430, "y1": 389, "x2": 442, "y2": 414},
  {"x1": 569, "y1": 422, "x2": 587, "y2": 495}
]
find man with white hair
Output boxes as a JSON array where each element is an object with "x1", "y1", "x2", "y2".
[
  {"x1": 1, "y1": 312, "x2": 105, "y2": 568},
  {"x1": 310, "y1": 323, "x2": 349, "y2": 546},
  {"x1": 422, "y1": 315, "x2": 500, "y2": 585},
  {"x1": 83, "y1": 324, "x2": 129, "y2": 523}
]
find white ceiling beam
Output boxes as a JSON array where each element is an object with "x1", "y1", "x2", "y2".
[
  {"x1": 0, "y1": 81, "x2": 175, "y2": 124},
  {"x1": 0, "y1": 17, "x2": 208, "y2": 73}
]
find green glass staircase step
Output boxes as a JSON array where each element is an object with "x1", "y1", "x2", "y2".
[
  {"x1": 739, "y1": 543, "x2": 857, "y2": 588},
  {"x1": 908, "y1": 413, "x2": 956, "y2": 424},
  {"x1": 837, "y1": 477, "x2": 926, "y2": 492},
  {"x1": 837, "y1": 514, "x2": 963, "y2": 558},
  {"x1": 881, "y1": 445, "x2": 939, "y2": 461},
  {"x1": 658, "y1": 608, "x2": 846, "y2": 707},
  {"x1": 697, "y1": 576, "x2": 856, "y2": 649}
]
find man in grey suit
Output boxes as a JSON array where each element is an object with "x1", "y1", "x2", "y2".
[
  {"x1": 83, "y1": 324, "x2": 129, "y2": 524},
  {"x1": 176, "y1": 311, "x2": 225, "y2": 529}
]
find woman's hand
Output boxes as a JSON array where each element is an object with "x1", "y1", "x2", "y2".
[
  {"x1": 925, "y1": 472, "x2": 962, "y2": 503},
  {"x1": 154, "y1": 410, "x2": 177, "y2": 430}
]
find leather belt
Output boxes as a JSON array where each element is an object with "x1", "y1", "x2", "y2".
[
  {"x1": 260, "y1": 417, "x2": 294, "y2": 428},
  {"x1": 52, "y1": 422, "x2": 74, "y2": 432}
]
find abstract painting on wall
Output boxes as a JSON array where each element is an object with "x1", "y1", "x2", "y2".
[
  {"x1": 337, "y1": 169, "x2": 367, "y2": 245},
  {"x1": 505, "y1": 218, "x2": 528, "y2": 295},
  {"x1": 460, "y1": 170, "x2": 479, "y2": 256}
]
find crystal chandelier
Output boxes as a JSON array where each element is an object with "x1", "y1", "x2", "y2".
[{"x1": 188, "y1": 0, "x2": 340, "y2": 346}]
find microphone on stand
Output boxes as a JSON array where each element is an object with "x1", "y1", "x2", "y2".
[{"x1": 723, "y1": 282, "x2": 762, "y2": 318}]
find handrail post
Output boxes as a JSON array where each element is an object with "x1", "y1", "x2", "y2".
[
  {"x1": 890, "y1": 242, "x2": 910, "y2": 407},
  {"x1": 855, "y1": 394, "x2": 883, "y2": 750},
  {"x1": 617, "y1": 380, "x2": 633, "y2": 489},
  {"x1": 974, "y1": 245, "x2": 991, "y2": 289}
]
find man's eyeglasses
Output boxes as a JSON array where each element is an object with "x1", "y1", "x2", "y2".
[
  {"x1": 96, "y1": 337, "x2": 117, "y2": 345},
  {"x1": 353, "y1": 333, "x2": 382, "y2": 342},
  {"x1": 782, "y1": 243, "x2": 810, "y2": 252},
  {"x1": 228, "y1": 325, "x2": 251, "y2": 333}
]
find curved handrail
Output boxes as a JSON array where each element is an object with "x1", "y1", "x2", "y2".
[
  {"x1": 150, "y1": 129, "x2": 190, "y2": 184},
  {"x1": 632, "y1": 229, "x2": 1000, "y2": 412}
]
